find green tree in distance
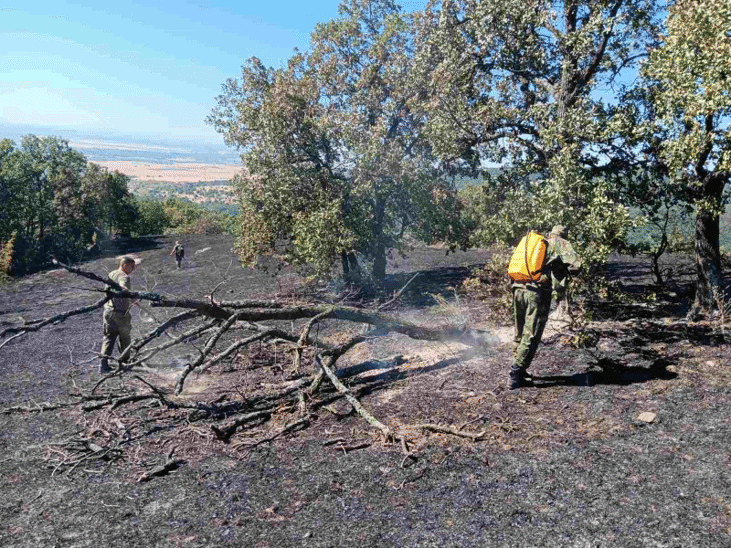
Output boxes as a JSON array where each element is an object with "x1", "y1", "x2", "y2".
[{"x1": 0, "y1": 135, "x2": 138, "y2": 274}]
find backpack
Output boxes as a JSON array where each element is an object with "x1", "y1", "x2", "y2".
[{"x1": 507, "y1": 231, "x2": 547, "y2": 282}]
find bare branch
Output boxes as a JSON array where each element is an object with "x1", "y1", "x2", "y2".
[
  {"x1": 0, "y1": 296, "x2": 110, "y2": 349},
  {"x1": 417, "y1": 423, "x2": 487, "y2": 441},
  {"x1": 316, "y1": 354, "x2": 392, "y2": 440}
]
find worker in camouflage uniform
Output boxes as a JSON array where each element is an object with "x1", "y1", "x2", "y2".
[
  {"x1": 510, "y1": 225, "x2": 581, "y2": 389},
  {"x1": 170, "y1": 241, "x2": 184, "y2": 269},
  {"x1": 100, "y1": 256, "x2": 137, "y2": 374}
]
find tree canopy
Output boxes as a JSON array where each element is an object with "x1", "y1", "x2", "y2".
[
  {"x1": 640, "y1": 0, "x2": 731, "y2": 307},
  {"x1": 0, "y1": 135, "x2": 137, "y2": 275},
  {"x1": 209, "y1": 0, "x2": 730, "y2": 308},
  {"x1": 412, "y1": 0, "x2": 663, "y2": 264},
  {"x1": 209, "y1": 0, "x2": 467, "y2": 281}
]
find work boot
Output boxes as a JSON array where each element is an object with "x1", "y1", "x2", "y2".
[
  {"x1": 509, "y1": 368, "x2": 533, "y2": 390},
  {"x1": 99, "y1": 359, "x2": 111, "y2": 374},
  {"x1": 508, "y1": 369, "x2": 522, "y2": 390}
]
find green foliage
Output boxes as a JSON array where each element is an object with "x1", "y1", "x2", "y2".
[
  {"x1": 0, "y1": 135, "x2": 139, "y2": 275},
  {"x1": 161, "y1": 197, "x2": 238, "y2": 235},
  {"x1": 209, "y1": 0, "x2": 466, "y2": 280},
  {"x1": 629, "y1": 0, "x2": 731, "y2": 305},
  {"x1": 132, "y1": 196, "x2": 238, "y2": 237},
  {"x1": 416, "y1": 0, "x2": 661, "y2": 270},
  {"x1": 0, "y1": 232, "x2": 15, "y2": 281},
  {"x1": 459, "y1": 250, "x2": 513, "y2": 320},
  {"x1": 459, "y1": 170, "x2": 632, "y2": 271},
  {"x1": 134, "y1": 198, "x2": 170, "y2": 236}
]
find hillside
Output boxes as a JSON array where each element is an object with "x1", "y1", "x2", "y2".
[{"x1": 1, "y1": 236, "x2": 730, "y2": 547}]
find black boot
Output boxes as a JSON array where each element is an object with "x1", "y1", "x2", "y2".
[
  {"x1": 509, "y1": 368, "x2": 533, "y2": 389},
  {"x1": 99, "y1": 359, "x2": 111, "y2": 374},
  {"x1": 508, "y1": 369, "x2": 522, "y2": 390}
]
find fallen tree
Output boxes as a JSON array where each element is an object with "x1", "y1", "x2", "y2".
[{"x1": 0, "y1": 260, "x2": 493, "y2": 469}]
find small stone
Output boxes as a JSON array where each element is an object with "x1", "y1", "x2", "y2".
[{"x1": 637, "y1": 412, "x2": 657, "y2": 423}]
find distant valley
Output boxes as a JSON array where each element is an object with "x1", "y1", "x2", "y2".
[{"x1": 1, "y1": 125, "x2": 242, "y2": 208}]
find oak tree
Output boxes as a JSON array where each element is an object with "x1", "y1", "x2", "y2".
[
  {"x1": 413, "y1": 0, "x2": 662, "y2": 263},
  {"x1": 209, "y1": 0, "x2": 465, "y2": 282}
]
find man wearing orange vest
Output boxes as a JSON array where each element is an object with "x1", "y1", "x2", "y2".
[{"x1": 510, "y1": 225, "x2": 581, "y2": 389}]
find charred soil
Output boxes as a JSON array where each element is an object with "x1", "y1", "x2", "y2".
[{"x1": 1, "y1": 235, "x2": 730, "y2": 547}]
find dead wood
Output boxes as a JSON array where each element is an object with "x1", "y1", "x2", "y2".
[
  {"x1": 137, "y1": 450, "x2": 185, "y2": 482},
  {"x1": 235, "y1": 415, "x2": 311, "y2": 449},
  {"x1": 4, "y1": 260, "x2": 500, "y2": 457},
  {"x1": 0, "y1": 296, "x2": 110, "y2": 349},
  {"x1": 334, "y1": 441, "x2": 372, "y2": 453},
  {"x1": 292, "y1": 308, "x2": 333, "y2": 374},
  {"x1": 1, "y1": 401, "x2": 76, "y2": 414},
  {"x1": 46, "y1": 437, "x2": 124, "y2": 476},
  {"x1": 417, "y1": 423, "x2": 487, "y2": 441},
  {"x1": 316, "y1": 354, "x2": 392, "y2": 440},
  {"x1": 377, "y1": 273, "x2": 419, "y2": 311},
  {"x1": 82, "y1": 394, "x2": 155, "y2": 411},
  {"x1": 211, "y1": 410, "x2": 274, "y2": 442}
]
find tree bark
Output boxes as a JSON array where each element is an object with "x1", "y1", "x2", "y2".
[
  {"x1": 371, "y1": 193, "x2": 387, "y2": 281},
  {"x1": 693, "y1": 174, "x2": 725, "y2": 310},
  {"x1": 372, "y1": 241, "x2": 387, "y2": 281},
  {"x1": 693, "y1": 208, "x2": 723, "y2": 310},
  {"x1": 341, "y1": 251, "x2": 361, "y2": 283}
]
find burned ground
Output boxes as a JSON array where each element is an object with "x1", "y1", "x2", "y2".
[{"x1": 1, "y1": 235, "x2": 730, "y2": 547}]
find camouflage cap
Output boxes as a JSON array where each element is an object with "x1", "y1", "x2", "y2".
[{"x1": 551, "y1": 225, "x2": 568, "y2": 238}]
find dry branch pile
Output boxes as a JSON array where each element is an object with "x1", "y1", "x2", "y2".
[{"x1": 1, "y1": 261, "x2": 494, "y2": 472}]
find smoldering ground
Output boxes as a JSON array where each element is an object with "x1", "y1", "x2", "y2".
[{"x1": 1, "y1": 235, "x2": 730, "y2": 547}]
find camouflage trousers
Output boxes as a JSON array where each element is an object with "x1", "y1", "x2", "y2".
[
  {"x1": 101, "y1": 308, "x2": 132, "y2": 368},
  {"x1": 511, "y1": 284, "x2": 552, "y2": 374}
]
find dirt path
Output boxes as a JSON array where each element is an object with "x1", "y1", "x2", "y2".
[{"x1": 1, "y1": 236, "x2": 730, "y2": 547}]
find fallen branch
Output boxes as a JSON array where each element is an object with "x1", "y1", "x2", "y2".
[
  {"x1": 0, "y1": 296, "x2": 110, "y2": 348},
  {"x1": 211, "y1": 410, "x2": 273, "y2": 442},
  {"x1": 417, "y1": 423, "x2": 487, "y2": 441},
  {"x1": 316, "y1": 354, "x2": 392, "y2": 440},
  {"x1": 236, "y1": 415, "x2": 311, "y2": 448},
  {"x1": 1, "y1": 400, "x2": 77, "y2": 414},
  {"x1": 137, "y1": 450, "x2": 185, "y2": 482},
  {"x1": 378, "y1": 273, "x2": 419, "y2": 311}
]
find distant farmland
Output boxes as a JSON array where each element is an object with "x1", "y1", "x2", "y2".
[{"x1": 94, "y1": 160, "x2": 241, "y2": 183}]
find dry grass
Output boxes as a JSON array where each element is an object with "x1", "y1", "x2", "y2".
[{"x1": 95, "y1": 160, "x2": 241, "y2": 183}]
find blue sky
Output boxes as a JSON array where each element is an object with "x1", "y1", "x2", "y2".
[{"x1": 0, "y1": 1, "x2": 366, "y2": 144}]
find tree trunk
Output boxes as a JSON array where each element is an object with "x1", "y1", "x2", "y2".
[
  {"x1": 371, "y1": 193, "x2": 387, "y2": 281},
  {"x1": 693, "y1": 175, "x2": 725, "y2": 310},
  {"x1": 372, "y1": 242, "x2": 386, "y2": 281},
  {"x1": 341, "y1": 251, "x2": 349, "y2": 279},
  {"x1": 341, "y1": 251, "x2": 361, "y2": 283}
]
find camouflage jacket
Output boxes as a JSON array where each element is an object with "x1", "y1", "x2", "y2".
[
  {"x1": 542, "y1": 234, "x2": 582, "y2": 284},
  {"x1": 104, "y1": 269, "x2": 132, "y2": 314}
]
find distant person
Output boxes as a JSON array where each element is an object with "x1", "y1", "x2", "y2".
[
  {"x1": 100, "y1": 256, "x2": 138, "y2": 374},
  {"x1": 509, "y1": 225, "x2": 582, "y2": 389},
  {"x1": 170, "y1": 241, "x2": 185, "y2": 269}
]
